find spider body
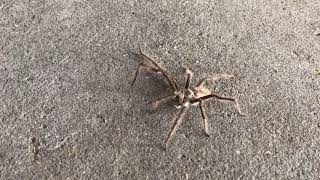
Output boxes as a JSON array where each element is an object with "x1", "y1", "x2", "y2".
[{"x1": 131, "y1": 49, "x2": 246, "y2": 149}]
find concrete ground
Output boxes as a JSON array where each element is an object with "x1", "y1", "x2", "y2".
[{"x1": 1, "y1": 0, "x2": 320, "y2": 179}]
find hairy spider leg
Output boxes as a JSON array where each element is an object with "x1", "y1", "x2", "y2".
[
  {"x1": 191, "y1": 94, "x2": 247, "y2": 116},
  {"x1": 151, "y1": 94, "x2": 177, "y2": 108},
  {"x1": 131, "y1": 62, "x2": 160, "y2": 86},
  {"x1": 164, "y1": 106, "x2": 188, "y2": 149},
  {"x1": 198, "y1": 100, "x2": 210, "y2": 136}
]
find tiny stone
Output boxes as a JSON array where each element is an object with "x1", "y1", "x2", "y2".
[{"x1": 265, "y1": 151, "x2": 272, "y2": 155}]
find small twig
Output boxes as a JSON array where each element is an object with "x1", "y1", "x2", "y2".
[{"x1": 31, "y1": 137, "x2": 39, "y2": 161}]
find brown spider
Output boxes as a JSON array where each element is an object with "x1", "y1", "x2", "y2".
[{"x1": 131, "y1": 49, "x2": 247, "y2": 149}]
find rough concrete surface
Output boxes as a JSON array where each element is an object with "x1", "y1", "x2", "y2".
[{"x1": 1, "y1": 0, "x2": 320, "y2": 179}]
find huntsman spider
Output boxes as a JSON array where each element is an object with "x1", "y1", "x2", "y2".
[{"x1": 131, "y1": 49, "x2": 246, "y2": 149}]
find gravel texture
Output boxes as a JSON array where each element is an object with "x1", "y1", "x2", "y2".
[{"x1": 1, "y1": 0, "x2": 320, "y2": 179}]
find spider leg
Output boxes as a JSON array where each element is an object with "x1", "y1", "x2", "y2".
[
  {"x1": 164, "y1": 106, "x2": 188, "y2": 149},
  {"x1": 196, "y1": 74, "x2": 235, "y2": 88},
  {"x1": 191, "y1": 94, "x2": 247, "y2": 116},
  {"x1": 199, "y1": 100, "x2": 210, "y2": 136},
  {"x1": 131, "y1": 63, "x2": 159, "y2": 86},
  {"x1": 151, "y1": 94, "x2": 176, "y2": 108},
  {"x1": 212, "y1": 94, "x2": 247, "y2": 116}
]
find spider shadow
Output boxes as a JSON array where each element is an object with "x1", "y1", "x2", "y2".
[{"x1": 128, "y1": 49, "x2": 178, "y2": 109}]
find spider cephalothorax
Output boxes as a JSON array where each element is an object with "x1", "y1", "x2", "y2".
[{"x1": 131, "y1": 49, "x2": 246, "y2": 149}]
